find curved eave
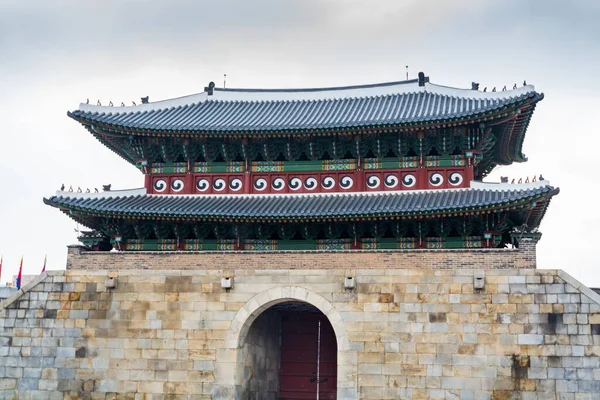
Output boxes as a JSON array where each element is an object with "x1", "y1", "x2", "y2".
[
  {"x1": 501, "y1": 93, "x2": 544, "y2": 165},
  {"x1": 528, "y1": 186, "x2": 559, "y2": 228},
  {"x1": 43, "y1": 186, "x2": 558, "y2": 229},
  {"x1": 67, "y1": 93, "x2": 540, "y2": 136},
  {"x1": 67, "y1": 92, "x2": 543, "y2": 168}
]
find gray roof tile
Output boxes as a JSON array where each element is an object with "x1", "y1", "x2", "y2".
[
  {"x1": 45, "y1": 185, "x2": 557, "y2": 223},
  {"x1": 69, "y1": 80, "x2": 542, "y2": 133}
]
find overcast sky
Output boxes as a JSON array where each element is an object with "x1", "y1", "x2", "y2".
[{"x1": 1, "y1": 0, "x2": 599, "y2": 285}]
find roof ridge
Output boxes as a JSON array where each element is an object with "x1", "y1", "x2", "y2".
[{"x1": 213, "y1": 79, "x2": 420, "y2": 93}]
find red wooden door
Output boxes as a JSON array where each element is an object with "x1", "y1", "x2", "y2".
[{"x1": 279, "y1": 312, "x2": 337, "y2": 400}]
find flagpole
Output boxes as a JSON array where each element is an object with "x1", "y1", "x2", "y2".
[
  {"x1": 16, "y1": 256, "x2": 23, "y2": 290},
  {"x1": 0, "y1": 255, "x2": 3, "y2": 283},
  {"x1": 42, "y1": 255, "x2": 47, "y2": 274}
]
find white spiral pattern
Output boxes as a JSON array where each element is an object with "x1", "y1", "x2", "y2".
[
  {"x1": 321, "y1": 176, "x2": 335, "y2": 190},
  {"x1": 304, "y1": 177, "x2": 318, "y2": 190},
  {"x1": 448, "y1": 172, "x2": 463, "y2": 186},
  {"x1": 196, "y1": 178, "x2": 209, "y2": 192},
  {"x1": 366, "y1": 175, "x2": 381, "y2": 189},
  {"x1": 402, "y1": 174, "x2": 416, "y2": 188},
  {"x1": 429, "y1": 173, "x2": 444, "y2": 187},
  {"x1": 254, "y1": 178, "x2": 268, "y2": 191},
  {"x1": 340, "y1": 175, "x2": 353, "y2": 189},
  {"x1": 384, "y1": 174, "x2": 399, "y2": 189},
  {"x1": 213, "y1": 178, "x2": 226, "y2": 191},
  {"x1": 153, "y1": 179, "x2": 167, "y2": 192},
  {"x1": 289, "y1": 177, "x2": 302, "y2": 191},
  {"x1": 229, "y1": 178, "x2": 242, "y2": 191},
  {"x1": 171, "y1": 179, "x2": 184, "y2": 192},
  {"x1": 272, "y1": 178, "x2": 285, "y2": 191}
]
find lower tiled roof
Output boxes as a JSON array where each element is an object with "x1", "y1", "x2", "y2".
[{"x1": 44, "y1": 184, "x2": 558, "y2": 225}]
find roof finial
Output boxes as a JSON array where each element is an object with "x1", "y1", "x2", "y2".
[
  {"x1": 405, "y1": 65, "x2": 409, "y2": 81},
  {"x1": 204, "y1": 81, "x2": 215, "y2": 96},
  {"x1": 471, "y1": 82, "x2": 479, "y2": 91},
  {"x1": 141, "y1": 96, "x2": 149, "y2": 104},
  {"x1": 418, "y1": 72, "x2": 428, "y2": 87},
  {"x1": 224, "y1": 74, "x2": 227, "y2": 89}
]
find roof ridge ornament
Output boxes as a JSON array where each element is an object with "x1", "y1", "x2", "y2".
[
  {"x1": 205, "y1": 81, "x2": 216, "y2": 96},
  {"x1": 418, "y1": 72, "x2": 429, "y2": 87}
]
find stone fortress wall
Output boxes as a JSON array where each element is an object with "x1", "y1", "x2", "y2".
[{"x1": 1, "y1": 240, "x2": 600, "y2": 399}]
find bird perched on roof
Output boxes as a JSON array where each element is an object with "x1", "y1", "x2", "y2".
[
  {"x1": 523, "y1": 80, "x2": 527, "y2": 86},
  {"x1": 132, "y1": 101, "x2": 136, "y2": 106},
  {"x1": 86, "y1": 98, "x2": 89, "y2": 104},
  {"x1": 94, "y1": 188, "x2": 99, "y2": 193},
  {"x1": 492, "y1": 87, "x2": 496, "y2": 92},
  {"x1": 511, "y1": 179, "x2": 515, "y2": 184},
  {"x1": 69, "y1": 186, "x2": 73, "y2": 192},
  {"x1": 539, "y1": 174, "x2": 544, "y2": 181},
  {"x1": 121, "y1": 102, "x2": 125, "y2": 107},
  {"x1": 60, "y1": 184, "x2": 65, "y2": 191},
  {"x1": 502, "y1": 86, "x2": 506, "y2": 91},
  {"x1": 513, "y1": 84, "x2": 517, "y2": 89},
  {"x1": 483, "y1": 87, "x2": 487, "y2": 92},
  {"x1": 77, "y1": 187, "x2": 82, "y2": 193},
  {"x1": 97, "y1": 100, "x2": 101, "y2": 106},
  {"x1": 86, "y1": 188, "x2": 90, "y2": 193},
  {"x1": 109, "y1": 101, "x2": 113, "y2": 106}
]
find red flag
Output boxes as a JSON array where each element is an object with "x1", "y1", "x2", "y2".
[
  {"x1": 41, "y1": 255, "x2": 47, "y2": 273},
  {"x1": 16, "y1": 256, "x2": 23, "y2": 289}
]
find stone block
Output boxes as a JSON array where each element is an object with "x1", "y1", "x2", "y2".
[
  {"x1": 518, "y1": 334, "x2": 544, "y2": 345},
  {"x1": 18, "y1": 378, "x2": 39, "y2": 390},
  {"x1": 0, "y1": 378, "x2": 17, "y2": 390}
]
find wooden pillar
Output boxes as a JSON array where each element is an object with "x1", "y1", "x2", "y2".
[
  {"x1": 185, "y1": 173, "x2": 194, "y2": 195},
  {"x1": 144, "y1": 174, "x2": 152, "y2": 193}
]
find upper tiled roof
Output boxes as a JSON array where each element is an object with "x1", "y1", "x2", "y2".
[
  {"x1": 44, "y1": 182, "x2": 557, "y2": 227},
  {"x1": 68, "y1": 79, "x2": 542, "y2": 134}
]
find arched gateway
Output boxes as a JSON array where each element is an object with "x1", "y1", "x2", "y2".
[{"x1": 214, "y1": 286, "x2": 358, "y2": 399}]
